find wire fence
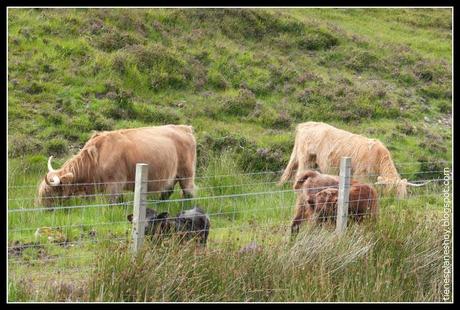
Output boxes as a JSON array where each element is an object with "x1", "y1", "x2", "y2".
[
  {"x1": 7, "y1": 159, "x2": 452, "y2": 189},
  {"x1": 8, "y1": 159, "x2": 453, "y2": 277}
]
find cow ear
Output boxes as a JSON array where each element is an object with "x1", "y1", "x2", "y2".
[
  {"x1": 294, "y1": 176, "x2": 306, "y2": 190},
  {"x1": 294, "y1": 171, "x2": 315, "y2": 190},
  {"x1": 60, "y1": 172, "x2": 74, "y2": 184},
  {"x1": 127, "y1": 214, "x2": 133, "y2": 222}
]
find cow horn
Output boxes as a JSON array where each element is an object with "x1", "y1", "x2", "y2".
[
  {"x1": 48, "y1": 156, "x2": 56, "y2": 172},
  {"x1": 405, "y1": 180, "x2": 431, "y2": 187},
  {"x1": 49, "y1": 175, "x2": 61, "y2": 186}
]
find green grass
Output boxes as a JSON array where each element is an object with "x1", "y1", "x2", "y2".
[
  {"x1": 7, "y1": 153, "x2": 452, "y2": 302},
  {"x1": 7, "y1": 8, "x2": 452, "y2": 302},
  {"x1": 86, "y1": 216, "x2": 445, "y2": 302},
  {"x1": 8, "y1": 8, "x2": 452, "y2": 168}
]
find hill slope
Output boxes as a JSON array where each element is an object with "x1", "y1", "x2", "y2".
[{"x1": 8, "y1": 8, "x2": 452, "y2": 177}]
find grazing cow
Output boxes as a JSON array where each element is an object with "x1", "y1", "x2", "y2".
[
  {"x1": 127, "y1": 208, "x2": 174, "y2": 236},
  {"x1": 291, "y1": 170, "x2": 377, "y2": 235},
  {"x1": 290, "y1": 170, "x2": 342, "y2": 235},
  {"x1": 307, "y1": 184, "x2": 378, "y2": 224},
  {"x1": 127, "y1": 206, "x2": 211, "y2": 246},
  {"x1": 37, "y1": 125, "x2": 197, "y2": 207},
  {"x1": 279, "y1": 122, "x2": 427, "y2": 198}
]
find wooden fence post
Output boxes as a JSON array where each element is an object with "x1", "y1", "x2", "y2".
[
  {"x1": 131, "y1": 163, "x2": 149, "y2": 254},
  {"x1": 336, "y1": 157, "x2": 352, "y2": 234}
]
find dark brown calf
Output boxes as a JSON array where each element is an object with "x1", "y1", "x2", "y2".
[
  {"x1": 291, "y1": 170, "x2": 377, "y2": 236},
  {"x1": 291, "y1": 170, "x2": 340, "y2": 235},
  {"x1": 308, "y1": 184, "x2": 378, "y2": 223}
]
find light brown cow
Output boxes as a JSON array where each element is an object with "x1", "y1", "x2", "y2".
[
  {"x1": 279, "y1": 122, "x2": 427, "y2": 198},
  {"x1": 291, "y1": 170, "x2": 377, "y2": 236},
  {"x1": 37, "y1": 125, "x2": 196, "y2": 207}
]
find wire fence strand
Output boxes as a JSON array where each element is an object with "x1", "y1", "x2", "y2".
[
  {"x1": 8, "y1": 169, "x2": 451, "y2": 201},
  {"x1": 7, "y1": 160, "x2": 452, "y2": 189},
  {"x1": 9, "y1": 201, "x2": 133, "y2": 213}
]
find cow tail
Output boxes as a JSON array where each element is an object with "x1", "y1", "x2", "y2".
[{"x1": 278, "y1": 143, "x2": 298, "y2": 186}]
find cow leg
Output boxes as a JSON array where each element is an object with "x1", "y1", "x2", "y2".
[
  {"x1": 178, "y1": 173, "x2": 196, "y2": 199},
  {"x1": 291, "y1": 204, "x2": 308, "y2": 238},
  {"x1": 307, "y1": 153, "x2": 318, "y2": 169},
  {"x1": 291, "y1": 205, "x2": 316, "y2": 240},
  {"x1": 291, "y1": 217, "x2": 302, "y2": 237},
  {"x1": 295, "y1": 154, "x2": 307, "y2": 180},
  {"x1": 106, "y1": 182, "x2": 125, "y2": 204},
  {"x1": 160, "y1": 182, "x2": 176, "y2": 200},
  {"x1": 295, "y1": 152, "x2": 317, "y2": 179}
]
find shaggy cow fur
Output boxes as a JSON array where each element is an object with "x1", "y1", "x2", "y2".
[
  {"x1": 290, "y1": 170, "x2": 377, "y2": 236},
  {"x1": 127, "y1": 206, "x2": 210, "y2": 246},
  {"x1": 279, "y1": 122, "x2": 421, "y2": 198},
  {"x1": 291, "y1": 170, "x2": 341, "y2": 235},
  {"x1": 38, "y1": 125, "x2": 197, "y2": 207},
  {"x1": 308, "y1": 184, "x2": 378, "y2": 223}
]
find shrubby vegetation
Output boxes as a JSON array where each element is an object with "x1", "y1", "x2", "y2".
[{"x1": 8, "y1": 8, "x2": 452, "y2": 171}]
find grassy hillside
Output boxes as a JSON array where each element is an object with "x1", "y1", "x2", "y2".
[{"x1": 8, "y1": 8, "x2": 452, "y2": 176}]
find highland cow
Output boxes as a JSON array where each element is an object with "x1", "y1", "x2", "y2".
[
  {"x1": 37, "y1": 125, "x2": 197, "y2": 207},
  {"x1": 290, "y1": 170, "x2": 377, "y2": 235},
  {"x1": 279, "y1": 122, "x2": 427, "y2": 198}
]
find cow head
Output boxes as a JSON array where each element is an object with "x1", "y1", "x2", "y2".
[
  {"x1": 375, "y1": 176, "x2": 429, "y2": 199},
  {"x1": 127, "y1": 208, "x2": 174, "y2": 237},
  {"x1": 45, "y1": 156, "x2": 75, "y2": 186},
  {"x1": 311, "y1": 188, "x2": 338, "y2": 219},
  {"x1": 293, "y1": 170, "x2": 320, "y2": 190},
  {"x1": 37, "y1": 156, "x2": 76, "y2": 207}
]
